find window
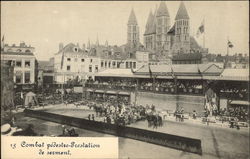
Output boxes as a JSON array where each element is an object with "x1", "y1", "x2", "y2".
[
  {"x1": 67, "y1": 58, "x2": 71, "y2": 62},
  {"x1": 74, "y1": 47, "x2": 78, "y2": 52},
  {"x1": 81, "y1": 59, "x2": 85, "y2": 62},
  {"x1": 108, "y1": 61, "x2": 111, "y2": 68},
  {"x1": 95, "y1": 65, "x2": 98, "y2": 72},
  {"x1": 90, "y1": 59, "x2": 93, "y2": 63},
  {"x1": 112, "y1": 61, "x2": 116, "y2": 67},
  {"x1": 15, "y1": 71, "x2": 22, "y2": 83},
  {"x1": 67, "y1": 65, "x2": 71, "y2": 71},
  {"x1": 133, "y1": 26, "x2": 136, "y2": 32},
  {"x1": 25, "y1": 71, "x2": 30, "y2": 83},
  {"x1": 133, "y1": 62, "x2": 136, "y2": 69},
  {"x1": 105, "y1": 61, "x2": 107, "y2": 68},
  {"x1": 101, "y1": 61, "x2": 104, "y2": 67},
  {"x1": 126, "y1": 62, "x2": 129, "y2": 68},
  {"x1": 89, "y1": 65, "x2": 92, "y2": 72},
  {"x1": 16, "y1": 61, "x2": 22, "y2": 67},
  {"x1": 25, "y1": 61, "x2": 30, "y2": 67},
  {"x1": 25, "y1": 50, "x2": 31, "y2": 53}
]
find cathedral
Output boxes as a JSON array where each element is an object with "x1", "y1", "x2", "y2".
[{"x1": 126, "y1": 1, "x2": 203, "y2": 60}]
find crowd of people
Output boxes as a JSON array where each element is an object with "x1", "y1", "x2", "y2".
[
  {"x1": 84, "y1": 96, "x2": 163, "y2": 128},
  {"x1": 86, "y1": 79, "x2": 203, "y2": 95}
]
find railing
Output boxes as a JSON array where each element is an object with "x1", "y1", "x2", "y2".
[{"x1": 24, "y1": 109, "x2": 202, "y2": 155}]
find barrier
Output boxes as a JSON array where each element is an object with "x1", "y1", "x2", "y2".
[{"x1": 24, "y1": 109, "x2": 202, "y2": 155}]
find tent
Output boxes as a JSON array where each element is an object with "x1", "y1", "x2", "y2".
[{"x1": 24, "y1": 91, "x2": 38, "y2": 107}]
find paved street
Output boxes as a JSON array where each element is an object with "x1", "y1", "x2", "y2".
[{"x1": 12, "y1": 104, "x2": 249, "y2": 159}]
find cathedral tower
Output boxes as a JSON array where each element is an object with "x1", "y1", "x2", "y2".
[
  {"x1": 144, "y1": 10, "x2": 156, "y2": 51},
  {"x1": 127, "y1": 8, "x2": 140, "y2": 48},
  {"x1": 173, "y1": 1, "x2": 190, "y2": 54},
  {"x1": 155, "y1": 1, "x2": 171, "y2": 52}
]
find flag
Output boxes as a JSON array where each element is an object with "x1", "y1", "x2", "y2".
[
  {"x1": 148, "y1": 65, "x2": 153, "y2": 79},
  {"x1": 197, "y1": 65, "x2": 203, "y2": 78},
  {"x1": 228, "y1": 40, "x2": 234, "y2": 48},
  {"x1": 196, "y1": 20, "x2": 205, "y2": 38},
  {"x1": 60, "y1": 51, "x2": 64, "y2": 69}
]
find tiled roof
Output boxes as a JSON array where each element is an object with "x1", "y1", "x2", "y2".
[
  {"x1": 175, "y1": 2, "x2": 189, "y2": 20},
  {"x1": 156, "y1": 1, "x2": 170, "y2": 17},
  {"x1": 128, "y1": 8, "x2": 138, "y2": 25},
  {"x1": 96, "y1": 68, "x2": 134, "y2": 77},
  {"x1": 135, "y1": 63, "x2": 223, "y2": 76},
  {"x1": 190, "y1": 36, "x2": 202, "y2": 50},
  {"x1": 56, "y1": 43, "x2": 86, "y2": 55}
]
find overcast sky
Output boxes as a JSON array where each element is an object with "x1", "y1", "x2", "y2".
[{"x1": 1, "y1": 1, "x2": 249, "y2": 60}]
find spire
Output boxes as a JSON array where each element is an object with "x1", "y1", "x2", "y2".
[
  {"x1": 128, "y1": 8, "x2": 138, "y2": 25},
  {"x1": 151, "y1": 6, "x2": 157, "y2": 32},
  {"x1": 175, "y1": 1, "x2": 189, "y2": 20},
  {"x1": 156, "y1": 1, "x2": 170, "y2": 17},
  {"x1": 144, "y1": 11, "x2": 154, "y2": 35},
  {"x1": 105, "y1": 40, "x2": 108, "y2": 47},
  {"x1": 87, "y1": 38, "x2": 91, "y2": 49},
  {"x1": 96, "y1": 35, "x2": 99, "y2": 46}
]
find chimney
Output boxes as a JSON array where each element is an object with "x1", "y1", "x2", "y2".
[
  {"x1": 20, "y1": 42, "x2": 25, "y2": 47},
  {"x1": 59, "y1": 43, "x2": 64, "y2": 51}
]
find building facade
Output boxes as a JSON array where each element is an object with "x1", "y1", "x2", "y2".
[{"x1": 1, "y1": 42, "x2": 36, "y2": 87}]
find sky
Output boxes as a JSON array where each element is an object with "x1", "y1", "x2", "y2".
[{"x1": 1, "y1": 1, "x2": 249, "y2": 60}]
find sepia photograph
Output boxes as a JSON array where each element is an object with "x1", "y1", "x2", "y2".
[{"x1": 1, "y1": 1, "x2": 249, "y2": 159}]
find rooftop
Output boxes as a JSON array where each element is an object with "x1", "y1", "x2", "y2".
[{"x1": 175, "y1": 2, "x2": 189, "y2": 20}]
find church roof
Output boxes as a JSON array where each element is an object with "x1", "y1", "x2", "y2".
[
  {"x1": 128, "y1": 8, "x2": 138, "y2": 25},
  {"x1": 156, "y1": 1, "x2": 170, "y2": 17},
  {"x1": 144, "y1": 11, "x2": 154, "y2": 35},
  {"x1": 167, "y1": 24, "x2": 175, "y2": 35},
  {"x1": 175, "y1": 2, "x2": 189, "y2": 20}
]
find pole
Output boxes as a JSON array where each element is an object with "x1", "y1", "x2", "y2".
[
  {"x1": 225, "y1": 36, "x2": 229, "y2": 69},
  {"x1": 135, "y1": 78, "x2": 139, "y2": 106},
  {"x1": 61, "y1": 73, "x2": 64, "y2": 104},
  {"x1": 203, "y1": 18, "x2": 205, "y2": 49}
]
